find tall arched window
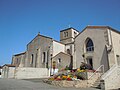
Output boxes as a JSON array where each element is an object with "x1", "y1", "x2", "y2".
[
  {"x1": 42, "y1": 52, "x2": 46, "y2": 63},
  {"x1": 86, "y1": 38, "x2": 94, "y2": 52},
  {"x1": 30, "y1": 54, "x2": 34, "y2": 67}
]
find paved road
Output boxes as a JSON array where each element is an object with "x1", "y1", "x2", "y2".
[{"x1": 0, "y1": 78, "x2": 99, "y2": 90}]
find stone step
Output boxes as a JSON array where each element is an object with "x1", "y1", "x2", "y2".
[{"x1": 92, "y1": 78, "x2": 101, "y2": 89}]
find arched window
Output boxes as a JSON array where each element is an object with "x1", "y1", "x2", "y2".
[
  {"x1": 86, "y1": 38, "x2": 94, "y2": 51},
  {"x1": 30, "y1": 54, "x2": 34, "y2": 67}
]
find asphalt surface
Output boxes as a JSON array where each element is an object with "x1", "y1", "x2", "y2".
[{"x1": 0, "y1": 78, "x2": 100, "y2": 90}]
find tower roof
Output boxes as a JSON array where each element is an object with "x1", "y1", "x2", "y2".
[{"x1": 60, "y1": 27, "x2": 80, "y2": 33}]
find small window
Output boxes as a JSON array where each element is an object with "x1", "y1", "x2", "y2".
[
  {"x1": 58, "y1": 58, "x2": 61, "y2": 63},
  {"x1": 74, "y1": 31, "x2": 77, "y2": 36},
  {"x1": 74, "y1": 31, "x2": 76, "y2": 34},
  {"x1": 64, "y1": 32, "x2": 68, "y2": 37},
  {"x1": 67, "y1": 49, "x2": 70, "y2": 54}
]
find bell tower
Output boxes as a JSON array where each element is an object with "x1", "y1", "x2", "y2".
[
  {"x1": 60, "y1": 27, "x2": 79, "y2": 55},
  {"x1": 60, "y1": 27, "x2": 79, "y2": 44}
]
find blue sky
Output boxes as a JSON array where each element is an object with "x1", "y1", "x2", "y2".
[{"x1": 0, "y1": 0, "x2": 120, "y2": 66}]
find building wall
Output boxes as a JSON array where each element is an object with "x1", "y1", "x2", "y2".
[
  {"x1": 12, "y1": 55, "x2": 21, "y2": 67},
  {"x1": 60, "y1": 28, "x2": 79, "y2": 44},
  {"x1": 60, "y1": 29, "x2": 73, "y2": 44},
  {"x1": 20, "y1": 54, "x2": 26, "y2": 67},
  {"x1": 15, "y1": 67, "x2": 50, "y2": 79},
  {"x1": 8, "y1": 67, "x2": 15, "y2": 78},
  {"x1": 60, "y1": 38, "x2": 74, "y2": 45},
  {"x1": 26, "y1": 35, "x2": 52, "y2": 68},
  {"x1": 12, "y1": 53, "x2": 26, "y2": 67},
  {"x1": 65, "y1": 44, "x2": 74, "y2": 55},
  {"x1": 2, "y1": 66, "x2": 9, "y2": 78},
  {"x1": 102, "y1": 65, "x2": 120, "y2": 90},
  {"x1": 52, "y1": 41, "x2": 65, "y2": 57},
  {"x1": 60, "y1": 28, "x2": 79, "y2": 60},
  {"x1": 75, "y1": 28, "x2": 109, "y2": 71},
  {"x1": 52, "y1": 52, "x2": 71, "y2": 69},
  {"x1": 2, "y1": 66, "x2": 15, "y2": 78},
  {"x1": 110, "y1": 30, "x2": 120, "y2": 66}
]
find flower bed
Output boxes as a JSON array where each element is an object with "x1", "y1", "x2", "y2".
[
  {"x1": 48, "y1": 68, "x2": 94, "y2": 81},
  {"x1": 44, "y1": 65, "x2": 101, "y2": 88}
]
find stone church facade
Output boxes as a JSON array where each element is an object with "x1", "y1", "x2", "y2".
[
  {"x1": 11, "y1": 26, "x2": 120, "y2": 73},
  {"x1": 12, "y1": 28, "x2": 79, "y2": 70}
]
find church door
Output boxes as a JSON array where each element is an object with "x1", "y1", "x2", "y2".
[{"x1": 86, "y1": 58, "x2": 93, "y2": 68}]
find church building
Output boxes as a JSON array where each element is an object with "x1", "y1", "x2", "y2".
[
  {"x1": 2, "y1": 25, "x2": 120, "y2": 89},
  {"x1": 11, "y1": 26, "x2": 120, "y2": 72},
  {"x1": 12, "y1": 27, "x2": 79, "y2": 70},
  {"x1": 74, "y1": 26, "x2": 120, "y2": 72}
]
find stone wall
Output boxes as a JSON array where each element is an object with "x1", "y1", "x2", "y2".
[
  {"x1": 12, "y1": 53, "x2": 26, "y2": 67},
  {"x1": 26, "y1": 35, "x2": 52, "y2": 68},
  {"x1": 102, "y1": 65, "x2": 120, "y2": 90},
  {"x1": 52, "y1": 52, "x2": 71, "y2": 69},
  {"x1": 60, "y1": 28, "x2": 79, "y2": 45},
  {"x1": 15, "y1": 67, "x2": 50, "y2": 79},
  {"x1": 44, "y1": 72, "x2": 101, "y2": 88},
  {"x1": 49, "y1": 80, "x2": 88, "y2": 88}
]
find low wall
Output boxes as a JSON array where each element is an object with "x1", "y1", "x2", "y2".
[
  {"x1": 15, "y1": 67, "x2": 50, "y2": 79},
  {"x1": 8, "y1": 67, "x2": 15, "y2": 78},
  {"x1": 102, "y1": 66, "x2": 120, "y2": 90},
  {"x1": 44, "y1": 79, "x2": 99, "y2": 88},
  {"x1": 1, "y1": 67, "x2": 15, "y2": 79}
]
